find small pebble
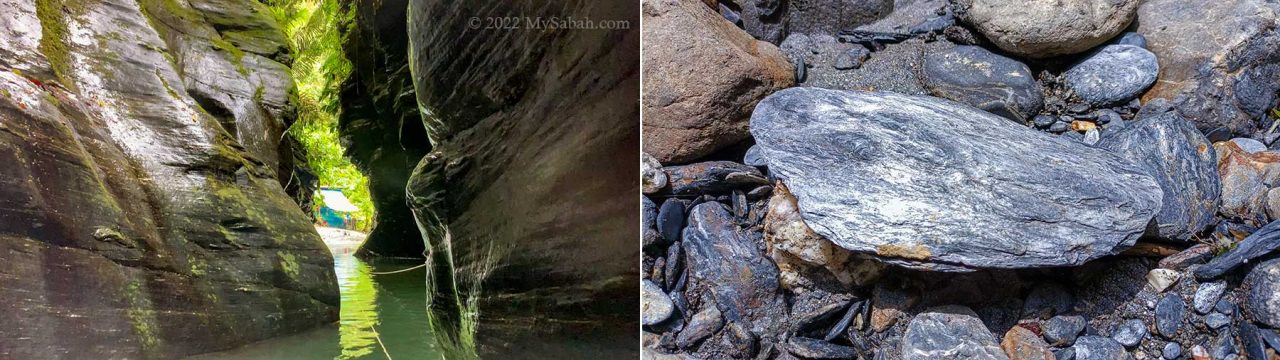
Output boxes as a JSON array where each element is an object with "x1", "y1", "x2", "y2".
[
  {"x1": 1112, "y1": 319, "x2": 1148, "y2": 348},
  {"x1": 1032, "y1": 114, "x2": 1057, "y2": 128},
  {"x1": 833, "y1": 46, "x2": 870, "y2": 70},
  {"x1": 1048, "y1": 121, "x2": 1070, "y2": 133},
  {"x1": 1044, "y1": 315, "x2": 1087, "y2": 346},
  {"x1": 1215, "y1": 299, "x2": 1236, "y2": 315},
  {"x1": 1191, "y1": 344, "x2": 1209, "y2": 359},
  {"x1": 1193, "y1": 281, "x2": 1226, "y2": 314},
  {"x1": 1162, "y1": 342, "x2": 1181, "y2": 359},
  {"x1": 1155, "y1": 293, "x2": 1185, "y2": 338},
  {"x1": 1095, "y1": 109, "x2": 1121, "y2": 124},
  {"x1": 1146, "y1": 268, "x2": 1180, "y2": 292},
  {"x1": 1115, "y1": 32, "x2": 1148, "y2": 48},
  {"x1": 1083, "y1": 128, "x2": 1100, "y2": 145},
  {"x1": 1205, "y1": 313, "x2": 1230, "y2": 329}
]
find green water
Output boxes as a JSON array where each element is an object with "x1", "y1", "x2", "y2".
[{"x1": 190, "y1": 255, "x2": 440, "y2": 360}]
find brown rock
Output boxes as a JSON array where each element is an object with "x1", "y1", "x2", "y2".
[
  {"x1": 764, "y1": 182, "x2": 858, "y2": 290},
  {"x1": 1000, "y1": 326, "x2": 1054, "y2": 360},
  {"x1": 1216, "y1": 141, "x2": 1280, "y2": 225},
  {"x1": 1137, "y1": 0, "x2": 1280, "y2": 137},
  {"x1": 871, "y1": 282, "x2": 919, "y2": 333},
  {"x1": 642, "y1": 0, "x2": 794, "y2": 164}
]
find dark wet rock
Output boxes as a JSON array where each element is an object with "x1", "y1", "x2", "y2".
[
  {"x1": 1240, "y1": 322, "x2": 1268, "y2": 360},
  {"x1": 643, "y1": 279, "x2": 675, "y2": 326},
  {"x1": 1162, "y1": 342, "x2": 1181, "y2": 359},
  {"x1": 1193, "y1": 281, "x2": 1227, "y2": 314},
  {"x1": 921, "y1": 45, "x2": 1043, "y2": 122},
  {"x1": 1096, "y1": 109, "x2": 1219, "y2": 241},
  {"x1": 1197, "y1": 220, "x2": 1280, "y2": 279},
  {"x1": 1155, "y1": 293, "x2": 1185, "y2": 338},
  {"x1": 833, "y1": 46, "x2": 870, "y2": 70},
  {"x1": 1071, "y1": 336, "x2": 1131, "y2": 360},
  {"x1": 643, "y1": 153, "x2": 668, "y2": 194},
  {"x1": 1063, "y1": 45, "x2": 1159, "y2": 106},
  {"x1": 787, "y1": 336, "x2": 863, "y2": 359},
  {"x1": 677, "y1": 305, "x2": 723, "y2": 349},
  {"x1": 1214, "y1": 142, "x2": 1280, "y2": 225},
  {"x1": 1045, "y1": 315, "x2": 1088, "y2": 347},
  {"x1": 683, "y1": 203, "x2": 786, "y2": 336},
  {"x1": 644, "y1": 196, "x2": 663, "y2": 252},
  {"x1": 665, "y1": 161, "x2": 770, "y2": 196},
  {"x1": 1054, "y1": 347, "x2": 1077, "y2": 360},
  {"x1": 1244, "y1": 258, "x2": 1280, "y2": 328},
  {"x1": 0, "y1": 0, "x2": 339, "y2": 356},
  {"x1": 1002, "y1": 326, "x2": 1054, "y2": 360},
  {"x1": 1216, "y1": 299, "x2": 1237, "y2": 316},
  {"x1": 642, "y1": 0, "x2": 793, "y2": 163},
  {"x1": 1260, "y1": 328, "x2": 1280, "y2": 353},
  {"x1": 657, "y1": 199, "x2": 687, "y2": 244},
  {"x1": 750, "y1": 88, "x2": 1162, "y2": 270},
  {"x1": 1114, "y1": 32, "x2": 1147, "y2": 48},
  {"x1": 954, "y1": 0, "x2": 1138, "y2": 58},
  {"x1": 339, "y1": 1, "x2": 432, "y2": 258},
  {"x1": 780, "y1": 34, "x2": 953, "y2": 95},
  {"x1": 1033, "y1": 114, "x2": 1057, "y2": 129},
  {"x1": 1111, "y1": 319, "x2": 1147, "y2": 348},
  {"x1": 1136, "y1": 0, "x2": 1280, "y2": 138},
  {"x1": 405, "y1": 0, "x2": 637, "y2": 334},
  {"x1": 1212, "y1": 331, "x2": 1238, "y2": 359},
  {"x1": 1205, "y1": 313, "x2": 1230, "y2": 330},
  {"x1": 900, "y1": 305, "x2": 1008, "y2": 360}
]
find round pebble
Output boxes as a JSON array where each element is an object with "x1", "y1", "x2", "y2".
[
  {"x1": 1155, "y1": 293, "x2": 1185, "y2": 338},
  {"x1": 1162, "y1": 342, "x2": 1181, "y2": 359},
  {"x1": 1111, "y1": 319, "x2": 1148, "y2": 348},
  {"x1": 1193, "y1": 281, "x2": 1227, "y2": 314},
  {"x1": 1205, "y1": 312, "x2": 1230, "y2": 329},
  {"x1": 1045, "y1": 315, "x2": 1088, "y2": 346},
  {"x1": 1064, "y1": 45, "x2": 1159, "y2": 106}
]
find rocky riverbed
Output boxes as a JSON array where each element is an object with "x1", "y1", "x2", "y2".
[{"x1": 641, "y1": 0, "x2": 1280, "y2": 359}]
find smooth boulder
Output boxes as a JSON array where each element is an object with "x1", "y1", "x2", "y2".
[
  {"x1": 642, "y1": 0, "x2": 794, "y2": 163},
  {"x1": 1064, "y1": 45, "x2": 1159, "y2": 106},
  {"x1": 750, "y1": 88, "x2": 1163, "y2": 270},
  {"x1": 922, "y1": 45, "x2": 1043, "y2": 122},
  {"x1": 954, "y1": 0, "x2": 1138, "y2": 58},
  {"x1": 1097, "y1": 106, "x2": 1219, "y2": 240},
  {"x1": 901, "y1": 305, "x2": 1008, "y2": 360}
]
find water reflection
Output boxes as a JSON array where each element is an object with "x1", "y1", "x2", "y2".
[{"x1": 188, "y1": 254, "x2": 439, "y2": 359}]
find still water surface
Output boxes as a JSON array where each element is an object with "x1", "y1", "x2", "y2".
[{"x1": 190, "y1": 254, "x2": 440, "y2": 359}]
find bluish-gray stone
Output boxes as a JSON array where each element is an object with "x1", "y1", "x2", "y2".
[
  {"x1": 1064, "y1": 45, "x2": 1159, "y2": 106},
  {"x1": 1111, "y1": 319, "x2": 1147, "y2": 347},
  {"x1": 1097, "y1": 108, "x2": 1220, "y2": 240},
  {"x1": 1155, "y1": 293, "x2": 1185, "y2": 337},
  {"x1": 1193, "y1": 281, "x2": 1227, "y2": 314},
  {"x1": 1045, "y1": 315, "x2": 1088, "y2": 346},
  {"x1": 900, "y1": 305, "x2": 1008, "y2": 360},
  {"x1": 1244, "y1": 258, "x2": 1280, "y2": 328},
  {"x1": 1114, "y1": 32, "x2": 1147, "y2": 48},
  {"x1": 1197, "y1": 220, "x2": 1280, "y2": 279},
  {"x1": 682, "y1": 202, "x2": 785, "y2": 334},
  {"x1": 749, "y1": 88, "x2": 1163, "y2": 270},
  {"x1": 922, "y1": 45, "x2": 1044, "y2": 122},
  {"x1": 1072, "y1": 336, "x2": 1130, "y2": 360},
  {"x1": 1205, "y1": 312, "x2": 1230, "y2": 329},
  {"x1": 1162, "y1": 342, "x2": 1181, "y2": 359}
]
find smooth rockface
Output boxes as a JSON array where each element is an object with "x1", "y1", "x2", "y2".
[
  {"x1": 922, "y1": 45, "x2": 1043, "y2": 122},
  {"x1": 0, "y1": 0, "x2": 338, "y2": 357},
  {"x1": 339, "y1": 0, "x2": 431, "y2": 258},
  {"x1": 900, "y1": 306, "x2": 1008, "y2": 360},
  {"x1": 1136, "y1": 0, "x2": 1280, "y2": 137},
  {"x1": 954, "y1": 0, "x2": 1138, "y2": 58},
  {"x1": 406, "y1": 0, "x2": 638, "y2": 324},
  {"x1": 1064, "y1": 45, "x2": 1159, "y2": 106},
  {"x1": 750, "y1": 88, "x2": 1163, "y2": 270},
  {"x1": 1097, "y1": 106, "x2": 1219, "y2": 241},
  {"x1": 642, "y1": 0, "x2": 794, "y2": 164}
]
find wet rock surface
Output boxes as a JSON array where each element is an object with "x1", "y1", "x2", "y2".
[
  {"x1": 922, "y1": 45, "x2": 1043, "y2": 122},
  {"x1": 750, "y1": 88, "x2": 1161, "y2": 270},
  {"x1": 0, "y1": 0, "x2": 338, "y2": 356},
  {"x1": 643, "y1": 0, "x2": 793, "y2": 164}
]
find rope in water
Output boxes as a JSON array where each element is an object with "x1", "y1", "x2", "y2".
[{"x1": 369, "y1": 263, "x2": 428, "y2": 275}]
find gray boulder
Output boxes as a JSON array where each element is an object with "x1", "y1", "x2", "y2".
[
  {"x1": 1244, "y1": 258, "x2": 1280, "y2": 328},
  {"x1": 1097, "y1": 107, "x2": 1219, "y2": 241},
  {"x1": 900, "y1": 305, "x2": 1008, "y2": 360},
  {"x1": 1136, "y1": 0, "x2": 1280, "y2": 137},
  {"x1": 1063, "y1": 45, "x2": 1159, "y2": 106},
  {"x1": 954, "y1": 0, "x2": 1138, "y2": 58},
  {"x1": 750, "y1": 88, "x2": 1163, "y2": 270},
  {"x1": 922, "y1": 45, "x2": 1043, "y2": 122}
]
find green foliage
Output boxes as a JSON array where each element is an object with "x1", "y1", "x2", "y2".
[{"x1": 265, "y1": 0, "x2": 373, "y2": 231}]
